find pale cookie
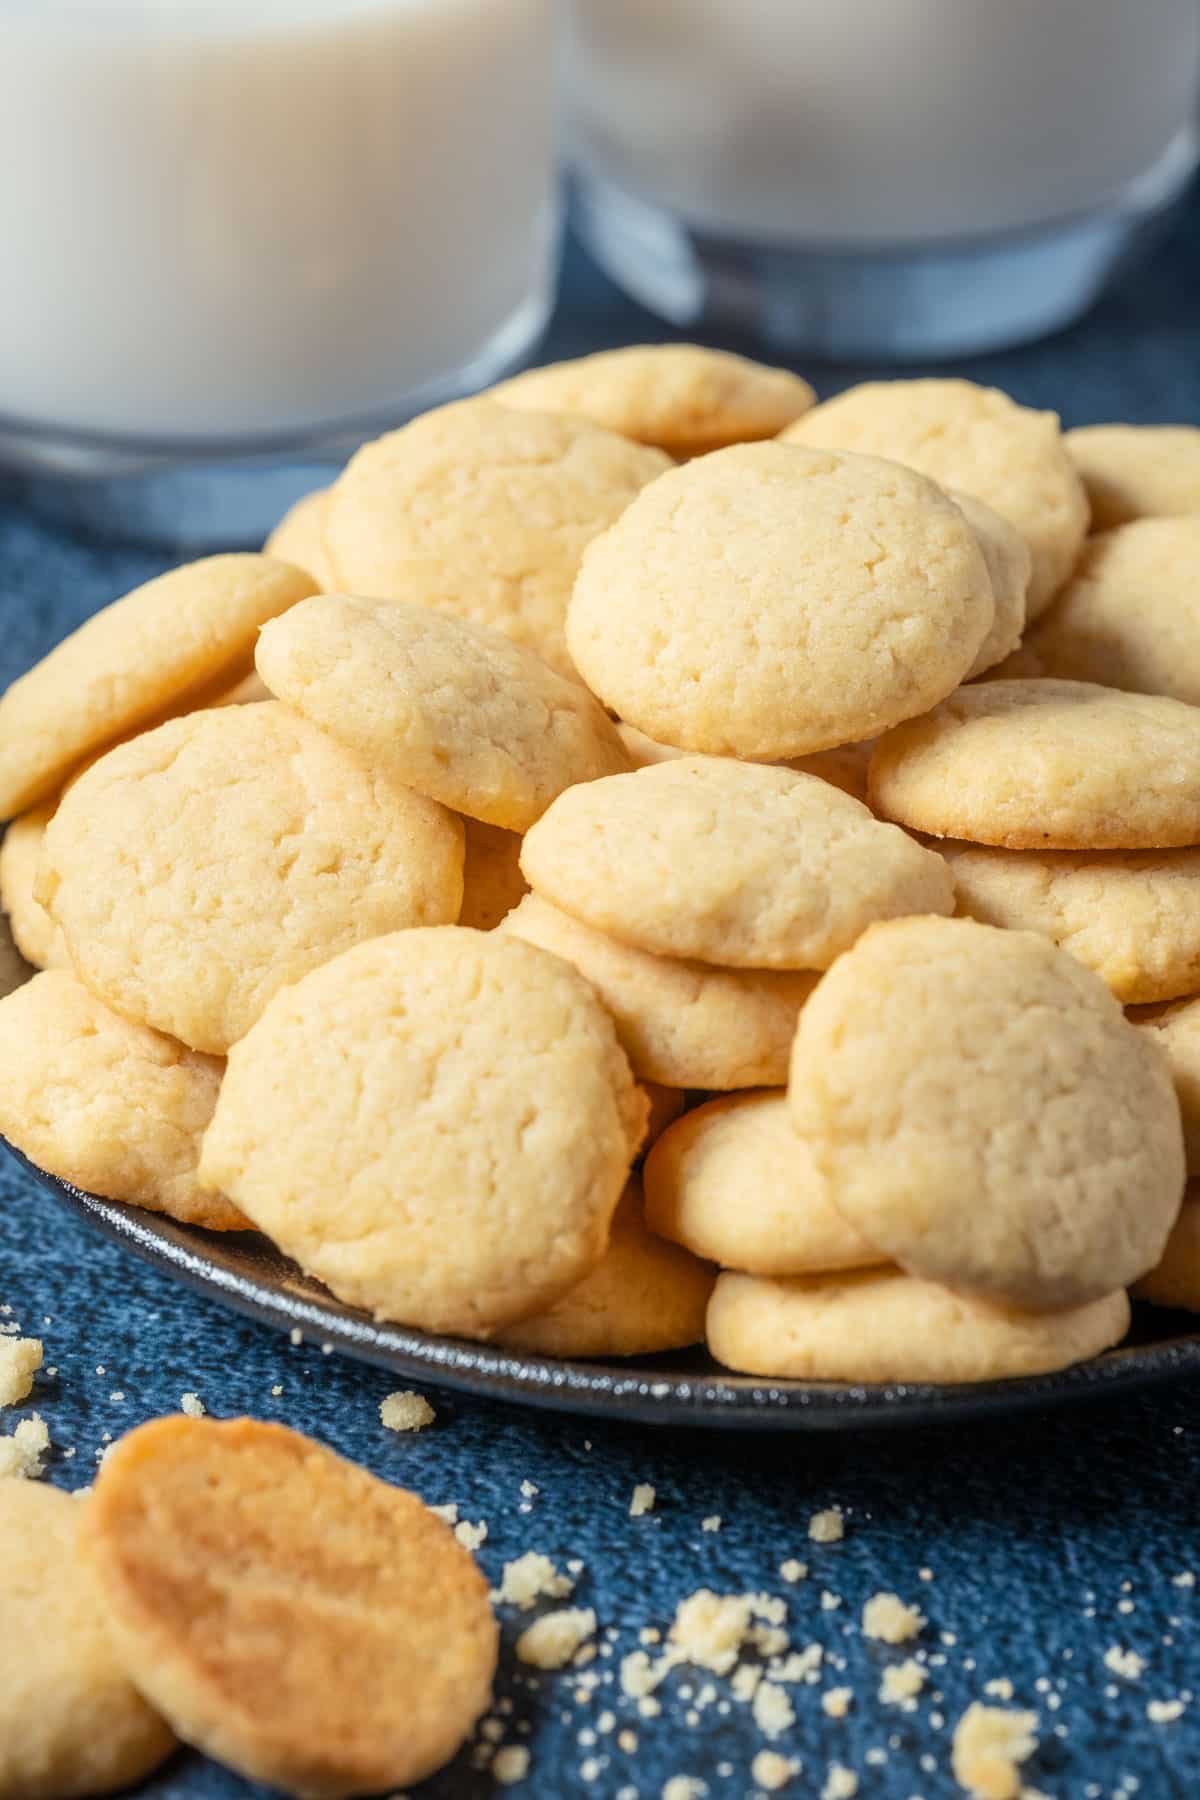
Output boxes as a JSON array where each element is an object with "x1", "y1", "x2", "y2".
[
  {"x1": 500, "y1": 894, "x2": 816, "y2": 1090},
  {"x1": 569, "y1": 442, "x2": 994, "y2": 759},
  {"x1": 782, "y1": 378, "x2": 1088, "y2": 617},
  {"x1": 950, "y1": 490, "x2": 1031, "y2": 679},
  {"x1": 1132, "y1": 1191, "x2": 1200, "y2": 1310},
  {"x1": 0, "y1": 554, "x2": 317, "y2": 819},
  {"x1": 263, "y1": 486, "x2": 335, "y2": 587},
  {"x1": 496, "y1": 1180, "x2": 715, "y2": 1358},
  {"x1": 40, "y1": 704, "x2": 463, "y2": 1055},
  {"x1": 1137, "y1": 1000, "x2": 1200, "y2": 1174},
  {"x1": 1015, "y1": 519, "x2": 1200, "y2": 706},
  {"x1": 458, "y1": 819, "x2": 528, "y2": 932},
  {"x1": 615, "y1": 723, "x2": 875, "y2": 802},
  {"x1": 1067, "y1": 424, "x2": 1200, "y2": 531},
  {"x1": 944, "y1": 841, "x2": 1200, "y2": 1004},
  {"x1": 0, "y1": 1481, "x2": 176, "y2": 1800},
  {"x1": 0, "y1": 803, "x2": 68, "y2": 970},
  {"x1": 870, "y1": 680, "x2": 1200, "y2": 850},
  {"x1": 200, "y1": 928, "x2": 645, "y2": 1336},
  {"x1": 521, "y1": 758, "x2": 954, "y2": 970},
  {"x1": 639, "y1": 1081, "x2": 685, "y2": 1152},
  {"x1": 708, "y1": 1269, "x2": 1130, "y2": 1384},
  {"x1": 490, "y1": 343, "x2": 816, "y2": 459},
  {"x1": 789, "y1": 917, "x2": 1184, "y2": 1309},
  {"x1": 0, "y1": 972, "x2": 245, "y2": 1230},
  {"x1": 257, "y1": 595, "x2": 630, "y2": 831},
  {"x1": 323, "y1": 403, "x2": 670, "y2": 677},
  {"x1": 80, "y1": 1416, "x2": 498, "y2": 1798},
  {"x1": 645, "y1": 1092, "x2": 882, "y2": 1275}
]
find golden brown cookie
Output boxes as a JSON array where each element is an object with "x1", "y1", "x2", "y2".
[
  {"x1": 1132, "y1": 1191, "x2": 1200, "y2": 1310},
  {"x1": 789, "y1": 917, "x2": 1184, "y2": 1309},
  {"x1": 500, "y1": 894, "x2": 816, "y2": 1090},
  {"x1": 458, "y1": 819, "x2": 529, "y2": 932},
  {"x1": 256, "y1": 594, "x2": 630, "y2": 831},
  {"x1": 1066, "y1": 424, "x2": 1200, "y2": 531},
  {"x1": 951, "y1": 490, "x2": 1031, "y2": 680},
  {"x1": 199, "y1": 928, "x2": 645, "y2": 1337},
  {"x1": 263, "y1": 487, "x2": 335, "y2": 587},
  {"x1": 40, "y1": 704, "x2": 464, "y2": 1054},
  {"x1": 567, "y1": 442, "x2": 994, "y2": 758},
  {"x1": 0, "y1": 803, "x2": 68, "y2": 970},
  {"x1": 870, "y1": 680, "x2": 1200, "y2": 850},
  {"x1": 0, "y1": 1480, "x2": 176, "y2": 1800},
  {"x1": 323, "y1": 403, "x2": 670, "y2": 677},
  {"x1": 490, "y1": 343, "x2": 816, "y2": 458},
  {"x1": 80, "y1": 1416, "x2": 498, "y2": 1798},
  {"x1": 0, "y1": 555, "x2": 317, "y2": 820}
]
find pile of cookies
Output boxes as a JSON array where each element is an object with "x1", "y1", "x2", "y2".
[{"x1": 2, "y1": 343, "x2": 1199, "y2": 1385}]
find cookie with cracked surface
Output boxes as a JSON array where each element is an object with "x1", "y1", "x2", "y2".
[
  {"x1": 1014, "y1": 519, "x2": 1200, "y2": 707},
  {"x1": 782, "y1": 378, "x2": 1087, "y2": 618},
  {"x1": 707, "y1": 1269, "x2": 1130, "y2": 1383},
  {"x1": 0, "y1": 971, "x2": 245, "y2": 1230},
  {"x1": 521, "y1": 758, "x2": 953, "y2": 970},
  {"x1": 263, "y1": 487, "x2": 335, "y2": 587},
  {"x1": 0, "y1": 803, "x2": 68, "y2": 970},
  {"x1": 951, "y1": 490, "x2": 1031, "y2": 679},
  {"x1": 323, "y1": 403, "x2": 670, "y2": 677},
  {"x1": 500, "y1": 893, "x2": 816, "y2": 1090},
  {"x1": 79, "y1": 1416, "x2": 497, "y2": 1798},
  {"x1": 0, "y1": 554, "x2": 317, "y2": 820},
  {"x1": 567, "y1": 442, "x2": 994, "y2": 759},
  {"x1": 870, "y1": 680, "x2": 1200, "y2": 850},
  {"x1": 645, "y1": 1091, "x2": 882, "y2": 1275},
  {"x1": 458, "y1": 819, "x2": 528, "y2": 932},
  {"x1": 789, "y1": 916, "x2": 1184, "y2": 1309},
  {"x1": 496, "y1": 1179, "x2": 714, "y2": 1358},
  {"x1": 1067, "y1": 424, "x2": 1200, "y2": 531},
  {"x1": 199, "y1": 928, "x2": 645, "y2": 1336},
  {"x1": 490, "y1": 342, "x2": 815, "y2": 459},
  {"x1": 256, "y1": 595, "x2": 630, "y2": 831},
  {"x1": 0, "y1": 1481, "x2": 176, "y2": 1800},
  {"x1": 39, "y1": 703, "x2": 464, "y2": 1054},
  {"x1": 944, "y1": 841, "x2": 1200, "y2": 1004},
  {"x1": 1137, "y1": 1000, "x2": 1200, "y2": 1175},
  {"x1": 1132, "y1": 1191, "x2": 1200, "y2": 1310}
]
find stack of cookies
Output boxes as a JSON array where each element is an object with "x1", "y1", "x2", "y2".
[{"x1": 2, "y1": 345, "x2": 1198, "y2": 1385}]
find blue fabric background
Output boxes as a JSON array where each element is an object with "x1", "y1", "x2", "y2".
[{"x1": 2, "y1": 198, "x2": 1199, "y2": 1799}]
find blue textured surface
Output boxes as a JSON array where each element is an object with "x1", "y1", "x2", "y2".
[{"x1": 2, "y1": 201, "x2": 1200, "y2": 1799}]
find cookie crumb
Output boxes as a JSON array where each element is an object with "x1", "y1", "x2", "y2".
[
  {"x1": 862, "y1": 1592, "x2": 925, "y2": 1644},
  {"x1": 779, "y1": 1559, "x2": 808, "y2": 1583},
  {"x1": 822, "y1": 1687, "x2": 853, "y2": 1719},
  {"x1": 701, "y1": 1515, "x2": 722, "y2": 1533},
  {"x1": 270, "y1": 1384, "x2": 283, "y2": 1396},
  {"x1": 1147, "y1": 1698, "x2": 1185, "y2": 1724},
  {"x1": 1172, "y1": 1571, "x2": 1195, "y2": 1588},
  {"x1": 983, "y1": 1679, "x2": 1014, "y2": 1701},
  {"x1": 809, "y1": 1508, "x2": 845, "y2": 1544},
  {"x1": 289, "y1": 1327, "x2": 302, "y2": 1346},
  {"x1": 0, "y1": 1413, "x2": 49, "y2": 1479},
  {"x1": 670, "y1": 1591, "x2": 753, "y2": 1674},
  {"x1": 430, "y1": 1502, "x2": 459, "y2": 1524},
  {"x1": 493, "y1": 1552, "x2": 575, "y2": 1610},
  {"x1": 179, "y1": 1392, "x2": 206, "y2": 1418},
  {"x1": 661, "y1": 1780, "x2": 706, "y2": 1800},
  {"x1": 751, "y1": 1750, "x2": 798, "y2": 1792},
  {"x1": 1103, "y1": 1647, "x2": 1146, "y2": 1680},
  {"x1": 455, "y1": 1518, "x2": 488, "y2": 1552},
  {"x1": 951, "y1": 1703, "x2": 1038, "y2": 1799},
  {"x1": 630, "y1": 1483, "x2": 656, "y2": 1517},
  {"x1": 0, "y1": 1337, "x2": 42, "y2": 1408},
  {"x1": 379, "y1": 1390, "x2": 435, "y2": 1433},
  {"x1": 821, "y1": 1764, "x2": 858, "y2": 1800},
  {"x1": 880, "y1": 1659, "x2": 926, "y2": 1704},
  {"x1": 493, "y1": 1745, "x2": 531, "y2": 1786},
  {"x1": 752, "y1": 1680, "x2": 795, "y2": 1738},
  {"x1": 517, "y1": 1607, "x2": 598, "y2": 1670}
]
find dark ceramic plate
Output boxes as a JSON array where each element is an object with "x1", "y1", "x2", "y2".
[{"x1": 10, "y1": 1143, "x2": 1200, "y2": 1430}]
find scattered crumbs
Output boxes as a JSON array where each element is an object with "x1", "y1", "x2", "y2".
[
  {"x1": 701, "y1": 1516, "x2": 722, "y2": 1533},
  {"x1": 640, "y1": 1627, "x2": 662, "y2": 1646},
  {"x1": 730, "y1": 1665, "x2": 762, "y2": 1704},
  {"x1": 941, "y1": 1631, "x2": 959, "y2": 1647},
  {"x1": 779, "y1": 1559, "x2": 808, "y2": 1584},
  {"x1": 639, "y1": 1697, "x2": 662, "y2": 1719},
  {"x1": 669, "y1": 1590, "x2": 757, "y2": 1674},
  {"x1": 481, "y1": 1719, "x2": 505, "y2": 1744},
  {"x1": 1147, "y1": 1699, "x2": 1186, "y2": 1724},
  {"x1": 455, "y1": 1519, "x2": 488, "y2": 1551},
  {"x1": 1117, "y1": 1599, "x2": 1135, "y2": 1615},
  {"x1": 751, "y1": 1750, "x2": 799, "y2": 1792},
  {"x1": 822, "y1": 1687, "x2": 853, "y2": 1719},
  {"x1": 630, "y1": 1483, "x2": 656, "y2": 1518},
  {"x1": 520, "y1": 1480, "x2": 539, "y2": 1499},
  {"x1": 809, "y1": 1508, "x2": 845, "y2": 1544},
  {"x1": 516, "y1": 1607, "x2": 598, "y2": 1670},
  {"x1": 918, "y1": 1568, "x2": 934, "y2": 1582},
  {"x1": 321, "y1": 1342, "x2": 334, "y2": 1356},
  {"x1": 596, "y1": 1711, "x2": 615, "y2": 1735},
  {"x1": 950, "y1": 1704, "x2": 1038, "y2": 1800},
  {"x1": 864, "y1": 1748, "x2": 887, "y2": 1768},
  {"x1": 820, "y1": 1590, "x2": 842, "y2": 1612},
  {"x1": 492, "y1": 1745, "x2": 530, "y2": 1786},
  {"x1": 289, "y1": 1327, "x2": 303, "y2": 1346},
  {"x1": 95, "y1": 1365, "x2": 105, "y2": 1376},
  {"x1": 430, "y1": 1502, "x2": 459, "y2": 1524},
  {"x1": 774, "y1": 1644, "x2": 823, "y2": 1684},
  {"x1": 270, "y1": 1384, "x2": 283, "y2": 1397},
  {"x1": 0, "y1": 1338, "x2": 42, "y2": 1408},
  {"x1": 493, "y1": 1552, "x2": 575, "y2": 1610},
  {"x1": 881, "y1": 1659, "x2": 927, "y2": 1704},
  {"x1": 568, "y1": 1558, "x2": 585, "y2": 1576},
  {"x1": 0, "y1": 1414, "x2": 49, "y2": 1480},
  {"x1": 1104, "y1": 1647, "x2": 1146, "y2": 1681},
  {"x1": 983, "y1": 1679, "x2": 1014, "y2": 1701},
  {"x1": 752, "y1": 1680, "x2": 795, "y2": 1739},
  {"x1": 579, "y1": 1757, "x2": 602, "y2": 1781},
  {"x1": 862, "y1": 1593, "x2": 925, "y2": 1644},
  {"x1": 617, "y1": 1730, "x2": 637, "y2": 1753},
  {"x1": 821, "y1": 1764, "x2": 858, "y2": 1800},
  {"x1": 1172, "y1": 1571, "x2": 1195, "y2": 1589},
  {"x1": 109, "y1": 1391, "x2": 124, "y2": 1403},
  {"x1": 379, "y1": 1391, "x2": 435, "y2": 1433},
  {"x1": 617, "y1": 1789, "x2": 638, "y2": 1800},
  {"x1": 661, "y1": 1780, "x2": 706, "y2": 1800},
  {"x1": 179, "y1": 1392, "x2": 205, "y2": 1418}
]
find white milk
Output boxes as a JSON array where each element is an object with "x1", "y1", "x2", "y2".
[
  {"x1": 568, "y1": 0, "x2": 1200, "y2": 244},
  {"x1": 0, "y1": 0, "x2": 556, "y2": 441}
]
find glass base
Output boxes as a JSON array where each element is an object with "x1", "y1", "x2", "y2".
[
  {"x1": 572, "y1": 126, "x2": 1198, "y2": 361},
  {"x1": 0, "y1": 283, "x2": 553, "y2": 551}
]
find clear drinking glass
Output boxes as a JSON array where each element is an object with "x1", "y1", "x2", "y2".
[
  {"x1": 0, "y1": 0, "x2": 559, "y2": 546},
  {"x1": 566, "y1": 0, "x2": 1200, "y2": 361}
]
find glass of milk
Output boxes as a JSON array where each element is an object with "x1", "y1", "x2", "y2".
[
  {"x1": 566, "y1": 0, "x2": 1200, "y2": 359},
  {"x1": 0, "y1": 0, "x2": 559, "y2": 545}
]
